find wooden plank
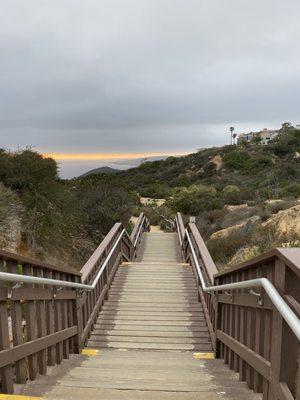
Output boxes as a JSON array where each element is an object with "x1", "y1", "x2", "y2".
[
  {"x1": 217, "y1": 330, "x2": 271, "y2": 380},
  {"x1": 253, "y1": 307, "x2": 263, "y2": 393},
  {"x1": 81, "y1": 285, "x2": 108, "y2": 342},
  {"x1": 277, "y1": 382, "x2": 296, "y2": 400},
  {"x1": 214, "y1": 248, "x2": 300, "y2": 279},
  {"x1": 269, "y1": 259, "x2": 285, "y2": 399},
  {"x1": 262, "y1": 263, "x2": 273, "y2": 400},
  {"x1": 7, "y1": 287, "x2": 77, "y2": 301},
  {"x1": 0, "y1": 302, "x2": 14, "y2": 393},
  {"x1": 0, "y1": 249, "x2": 81, "y2": 276},
  {"x1": 6, "y1": 261, "x2": 27, "y2": 384},
  {"x1": 23, "y1": 264, "x2": 39, "y2": 380},
  {"x1": 81, "y1": 223, "x2": 122, "y2": 283},
  {"x1": 0, "y1": 327, "x2": 77, "y2": 369},
  {"x1": 44, "y1": 271, "x2": 56, "y2": 366},
  {"x1": 218, "y1": 293, "x2": 272, "y2": 309},
  {"x1": 54, "y1": 273, "x2": 63, "y2": 365},
  {"x1": 87, "y1": 341, "x2": 213, "y2": 351},
  {"x1": 91, "y1": 329, "x2": 210, "y2": 337},
  {"x1": 35, "y1": 268, "x2": 47, "y2": 375},
  {"x1": 88, "y1": 335, "x2": 211, "y2": 345},
  {"x1": 188, "y1": 223, "x2": 218, "y2": 283},
  {"x1": 60, "y1": 274, "x2": 70, "y2": 360},
  {"x1": 239, "y1": 271, "x2": 247, "y2": 382}
]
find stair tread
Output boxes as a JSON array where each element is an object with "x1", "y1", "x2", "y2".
[
  {"x1": 87, "y1": 341, "x2": 213, "y2": 351},
  {"x1": 88, "y1": 233, "x2": 211, "y2": 353}
]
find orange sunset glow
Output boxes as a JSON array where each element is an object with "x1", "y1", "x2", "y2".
[{"x1": 44, "y1": 152, "x2": 189, "y2": 161}]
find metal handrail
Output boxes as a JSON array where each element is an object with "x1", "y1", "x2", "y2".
[
  {"x1": 175, "y1": 215, "x2": 183, "y2": 247},
  {"x1": 185, "y1": 229, "x2": 300, "y2": 341},
  {"x1": 0, "y1": 229, "x2": 125, "y2": 291},
  {"x1": 0, "y1": 214, "x2": 149, "y2": 292}
]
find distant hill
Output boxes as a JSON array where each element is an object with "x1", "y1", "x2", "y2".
[
  {"x1": 81, "y1": 166, "x2": 120, "y2": 177},
  {"x1": 81, "y1": 155, "x2": 170, "y2": 177}
]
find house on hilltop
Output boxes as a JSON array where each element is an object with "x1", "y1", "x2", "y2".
[{"x1": 237, "y1": 128, "x2": 280, "y2": 145}]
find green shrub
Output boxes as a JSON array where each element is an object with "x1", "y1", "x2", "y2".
[
  {"x1": 222, "y1": 185, "x2": 241, "y2": 204},
  {"x1": 279, "y1": 183, "x2": 300, "y2": 198},
  {"x1": 169, "y1": 184, "x2": 222, "y2": 215}
]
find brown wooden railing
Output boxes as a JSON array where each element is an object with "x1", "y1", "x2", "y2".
[
  {"x1": 0, "y1": 251, "x2": 81, "y2": 393},
  {"x1": 0, "y1": 213, "x2": 149, "y2": 394},
  {"x1": 175, "y1": 213, "x2": 300, "y2": 400},
  {"x1": 130, "y1": 213, "x2": 150, "y2": 259}
]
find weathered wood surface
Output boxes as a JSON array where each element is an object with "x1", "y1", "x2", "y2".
[
  {"x1": 179, "y1": 214, "x2": 300, "y2": 400},
  {"x1": 0, "y1": 214, "x2": 149, "y2": 394},
  {"x1": 86, "y1": 232, "x2": 213, "y2": 352}
]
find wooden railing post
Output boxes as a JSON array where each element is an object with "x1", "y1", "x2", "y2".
[
  {"x1": 73, "y1": 293, "x2": 83, "y2": 353},
  {"x1": 269, "y1": 258, "x2": 286, "y2": 400},
  {"x1": 0, "y1": 260, "x2": 14, "y2": 393}
]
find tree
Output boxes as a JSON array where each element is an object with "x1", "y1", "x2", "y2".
[
  {"x1": 229, "y1": 127, "x2": 235, "y2": 145},
  {"x1": 281, "y1": 122, "x2": 293, "y2": 132}
]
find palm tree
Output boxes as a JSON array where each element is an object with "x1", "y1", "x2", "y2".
[{"x1": 229, "y1": 127, "x2": 235, "y2": 145}]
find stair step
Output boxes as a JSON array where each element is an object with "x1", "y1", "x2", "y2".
[
  {"x1": 93, "y1": 321, "x2": 208, "y2": 329},
  {"x1": 98, "y1": 311, "x2": 204, "y2": 317},
  {"x1": 102, "y1": 305, "x2": 202, "y2": 311},
  {"x1": 88, "y1": 335, "x2": 211, "y2": 345},
  {"x1": 91, "y1": 329, "x2": 210, "y2": 338},
  {"x1": 108, "y1": 294, "x2": 198, "y2": 300},
  {"x1": 87, "y1": 341, "x2": 213, "y2": 351},
  {"x1": 99, "y1": 313, "x2": 204, "y2": 321}
]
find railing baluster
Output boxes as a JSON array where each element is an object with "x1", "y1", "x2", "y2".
[
  {"x1": 7, "y1": 260, "x2": 27, "y2": 383},
  {"x1": 0, "y1": 259, "x2": 14, "y2": 393},
  {"x1": 54, "y1": 272, "x2": 63, "y2": 365},
  {"x1": 45, "y1": 270, "x2": 56, "y2": 366},
  {"x1": 35, "y1": 267, "x2": 47, "y2": 375},
  {"x1": 23, "y1": 264, "x2": 39, "y2": 380}
]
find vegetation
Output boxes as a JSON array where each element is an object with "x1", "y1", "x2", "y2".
[
  {"x1": 0, "y1": 127, "x2": 299, "y2": 270},
  {"x1": 0, "y1": 149, "x2": 137, "y2": 268}
]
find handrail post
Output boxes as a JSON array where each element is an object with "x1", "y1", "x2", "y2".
[
  {"x1": 268, "y1": 258, "x2": 300, "y2": 400},
  {"x1": 73, "y1": 290, "x2": 83, "y2": 354},
  {"x1": 268, "y1": 258, "x2": 285, "y2": 399}
]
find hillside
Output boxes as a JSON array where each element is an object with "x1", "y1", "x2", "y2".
[
  {"x1": 0, "y1": 128, "x2": 299, "y2": 270},
  {"x1": 115, "y1": 128, "x2": 300, "y2": 203},
  {"x1": 114, "y1": 127, "x2": 300, "y2": 268}
]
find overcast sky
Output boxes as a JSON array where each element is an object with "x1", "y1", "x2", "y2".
[{"x1": 1, "y1": 0, "x2": 300, "y2": 176}]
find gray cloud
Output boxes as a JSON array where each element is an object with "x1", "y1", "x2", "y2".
[{"x1": 1, "y1": 0, "x2": 300, "y2": 162}]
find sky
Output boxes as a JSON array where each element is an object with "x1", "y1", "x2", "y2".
[{"x1": 1, "y1": 0, "x2": 300, "y2": 177}]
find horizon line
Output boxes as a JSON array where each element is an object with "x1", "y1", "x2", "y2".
[{"x1": 43, "y1": 151, "x2": 191, "y2": 161}]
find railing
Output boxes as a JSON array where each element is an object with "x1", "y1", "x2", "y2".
[
  {"x1": 130, "y1": 213, "x2": 150, "y2": 259},
  {"x1": 175, "y1": 213, "x2": 300, "y2": 400},
  {"x1": 0, "y1": 213, "x2": 149, "y2": 394}
]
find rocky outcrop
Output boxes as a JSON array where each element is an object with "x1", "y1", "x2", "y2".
[
  {"x1": 209, "y1": 155, "x2": 223, "y2": 171},
  {"x1": 210, "y1": 215, "x2": 261, "y2": 240},
  {"x1": 261, "y1": 204, "x2": 300, "y2": 239},
  {"x1": 228, "y1": 246, "x2": 260, "y2": 267}
]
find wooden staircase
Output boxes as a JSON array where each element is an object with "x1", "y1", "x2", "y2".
[
  {"x1": 87, "y1": 232, "x2": 213, "y2": 352},
  {"x1": 3, "y1": 214, "x2": 299, "y2": 399},
  {"x1": 17, "y1": 230, "x2": 262, "y2": 399}
]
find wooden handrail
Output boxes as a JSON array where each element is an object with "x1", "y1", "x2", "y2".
[
  {"x1": 81, "y1": 223, "x2": 123, "y2": 283},
  {"x1": 215, "y1": 248, "x2": 300, "y2": 279},
  {"x1": 188, "y1": 223, "x2": 218, "y2": 284},
  {"x1": 175, "y1": 212, "x2": 185, "y2": 245},
  {"x1": 0, "y1": 249, "x2": 81, "y2": 276}
]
